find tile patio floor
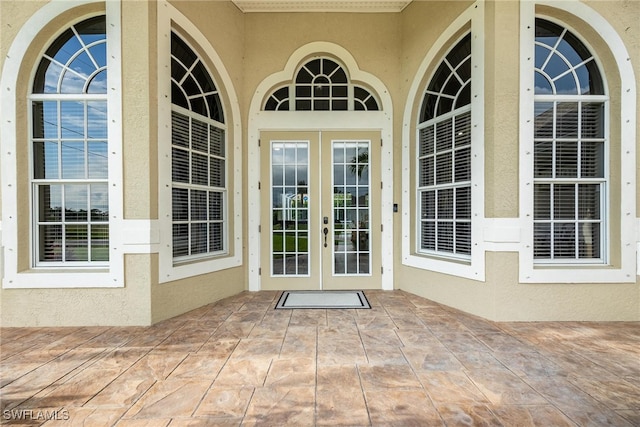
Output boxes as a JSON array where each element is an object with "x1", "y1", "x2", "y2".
[{"x1": 1, "y1": 290, "x2": 639, "y2": 426}]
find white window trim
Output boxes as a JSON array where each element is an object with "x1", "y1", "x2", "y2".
[
  {"x1": 248, "y1": 41, "x2": 394, "y2": 291},
  {"x1": 1, "y1": 0, "x2": 124, "y2": 288},
  {"x1": 157, "y1": 1, "x2": 242, "y2": 283},
  {"x1": 519, "y1": 1, "x2": 637, "y2": 283},
  {"x1": 401, "y1": 1, "x2": 485, "y2": 281}
]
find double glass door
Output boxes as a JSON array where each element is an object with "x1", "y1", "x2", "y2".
[{"x1": 260, "y1": 131, "x2": 381, "y2": 290}]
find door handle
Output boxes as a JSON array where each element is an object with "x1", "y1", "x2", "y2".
[{"x1": 323, "y1": 227, "x2": 328, "y2": 247}]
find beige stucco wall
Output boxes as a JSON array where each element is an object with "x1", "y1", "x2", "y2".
[
  {"x1": 397, "y1": 0, "x2": 640, "y2": 321},
  {"x1": 0, "y1": 0, "x2": 246, "y2": 326},
  {"x1": 1, "y1": 0, "x2": 638, "y2": 325}
]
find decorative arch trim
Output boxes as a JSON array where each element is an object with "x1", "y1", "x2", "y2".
[
  {"x1": 248, "y1": 41, "x2": 394, "y2": 291},
  {"x1": 401, "y1": 1, "x2": 485, "y2": 281},
  {"x1": 1, "y1": 0, "x2": 124, "y2": 288},
  {"x1": 251, "y1": 41, "x2": 392, "y2": 116},
  {"x1": 518, "y1": 0, "x2": 637, "y2": 283},
  {"x1": 157, "y1": 0, "x2": 243, "y2": 283}
]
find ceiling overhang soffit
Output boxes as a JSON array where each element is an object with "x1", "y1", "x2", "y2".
[{"x1": 232, "y1": 0, "x2": 412, "y2": 13}]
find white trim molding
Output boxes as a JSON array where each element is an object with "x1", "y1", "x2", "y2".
[
  {"x1": 401, "y1": 1, "x2": 485, "y2": 282},
  {"x1": 1, "y1": 0, "x2": 125, "y2": 288},
  {"x1": 518, "y1": 0, "x2": 637, "y2": 283},
  {"x1": 248, "y1": 41, "x2": 394, "y2": 291},
  {"x1": 156, "y1": 1, "x2": 243, "y2": 283}
]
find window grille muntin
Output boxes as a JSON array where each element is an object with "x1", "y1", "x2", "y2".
[
  {"x1": 533, "y1": 19, "x2": 607, "y2": 263},
  {"x1": 30, "y1": 16, "x2": 109, "y2": 267},
  {"x1": 171, "y1": 32, "x2": 224, "y2": 123},
  {"x1": 263, "y1": 57, "x2": 380, "y2": 111},
  {"x1": 171, "y1": 32, "x2": 228, "y2": 263},
  {"x1": 417, "y1": 33, "x2": 472, "y2": 260}
]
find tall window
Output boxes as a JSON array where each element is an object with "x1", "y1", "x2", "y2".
[
  {"x1": 31, "y1": 16, "x2": 109, "y2": 266},
  {"x1": 264, "y1": 57, "x2": 379, "y2": 111},
  {"x1": 171, "y1": 32, "x2": 227, "y2": 261},
  {"x1": 417, "y1": 34, "x2": 472, "y2": 259},
  {"x1": 533, "y1": 19, "x2": 606, "y2": 262}
]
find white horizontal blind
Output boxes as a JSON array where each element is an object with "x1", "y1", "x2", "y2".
[
  {"x1": 172, "y1": 109, "x2": 227, "y2": 261},
  {"x1": 418, "y1": 109, "x2": 471, "y2": 258},
  {"x1": 533, "y1": 101, "x2": 605, "y2": 261}
]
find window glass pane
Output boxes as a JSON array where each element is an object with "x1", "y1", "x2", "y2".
[
  {"x1": 61, "y1": 142, "x2": 86, "y2": 179},
  {"x1": 172, "y1": 147, "x2": 189, "y2": 183},
  {"x1": 437, "y1": 189, "x2": 454, "y2": 219},
  {"x1": 210, "y1": 127, "x2": 225, "y2": 157},
  {"x1": 581, "y1": 142, "x2": 604, "y2": 178},
  {"x1": 534, "y1": 141, "x2": 553, "y2": 178},
  {"x1": 209, "y1": 191, "x2": 223, "y2": 220},
  {"x1": 556, "y1": 103, "x2": 578, "y2": 138},
  {"x1": 65, "y1": 224, "x2": 88, "y2": 261},
  {"x1": 172, "y1": 111, "x2": 189, "y2": 147},
  {"x1": 535, "y1": 72, "x2": 553, "y2": 95},
  {"x1": 91, "y1": 224, "x2": 109, "y2": 261},
  {"x1": 191, "y1": 223, "x2": 208, "y2": 254},
  {"x1": 437, "y1": 222, "x2": 453, "y2": 252},
  {"x1": 33, "y1": 142, "x2": 60, "y2": 179},
  {"x1": 32, "y1": 101, "x2": 58, "y2": 139},
  {"x1": 192, "y1": 119, "x2": 208, "y2": 152},
  {"x1": 191, "y1": 190, "x2": 208, "y2": 221},
  {"x1": 210, "y1": 158, "x2": 225, "y2": 187},
  {"x1": 210, "y1": 223, "x2": 223, "y2": 252},
  {"x1": 192, "y1": 152, "x2": 209, "y2": 185},
  {"x1": 578, "y1": 184, "x2": 600, "y2": 220},
  {"x1": 533, "y1": 223, "x2": 551, "y2": 258},
  {"x1": 39, "y1": 225, "x2": 63, "y2": 261},
  {"x1": 172, "y1": 188, "x2": 188, "y2": 221},
  {"x1": 38, "y1": 185, "x2": 62, "y2": 222},
  {"x1": 555, "y1": 142, "x2": 578, "y2": 178},
  {"x1": 65, "y1": 184, "x2": 88, "y2": 222},
  {"x1": 173, "y1": 224, "x2": 189, "y2": 257},
  {"x1": 553, "y1": 184, "x2": 575, "y2": 220},
  {"x1": 60, "y1": 102, "x2": 85, "y2": 138},
  {"x1": 553, "y1": 223, "x2": 576, "y2": 258},
  {"x1": 534, "y1": 102, "x2": 554, "y2": 138},
  {"x1": 456, "y1": 222, "x2": 471, "y2": 255},
  {"x1": 87, "y1": 101, "x2": 108, "y2": 139},
  {"x1": 421, "y1": 222, "x2": 436, "y2": 250},
  {"x1": 579, "y1": 223, "x2": 600, "y2": 258},
  {"x1": 90, "y1": 183, "x2": 109, "y2": 221},
  {"x1": 88, "y1": 141, "x2": 108, "y2": 179},
  {"x1": 534, "y1": 184, "x2": 551, "y2": 220},
  {"x1": 455, "y1": 187, "x2": 471, "y2": 219},
  {"x1": 581, "y1": 103, "x2": 604, "y2": 139},
  {"x1": 554, "y1": 73, "x2": 578, "y2": 95}
]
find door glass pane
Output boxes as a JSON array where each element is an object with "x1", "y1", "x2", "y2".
[
  {"x1": 271, "y1": 142, "x2": 309, "y2": 276},
  {"x1": 333, "y1": 141, "x2": 370, "y2": 275}
]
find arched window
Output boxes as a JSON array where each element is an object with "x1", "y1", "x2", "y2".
[
  {"x1": 264, "y1": 57, "x2": 379, "y2": 111},
  {"x1": 533, "y1": 19, "x2": 606, "y2": 261},
  {"x1": 417, "y1": 33, "x2": 472, "y2": 259},
  {"x1": 31, "y1": 16, "x2": 109, "y2": 265},
  {"x1": 171, "y1": 32, "x2": 227, "y2": 261}
]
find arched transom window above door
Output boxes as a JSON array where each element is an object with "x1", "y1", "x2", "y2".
[{"x1": 264, "y1": 57, "x2": 380, "y2": 111}]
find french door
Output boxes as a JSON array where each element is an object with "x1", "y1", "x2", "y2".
[{"x1": 260, "y1": 131, "x2": 381, "y2": 290}]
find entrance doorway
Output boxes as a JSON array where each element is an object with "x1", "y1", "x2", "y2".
[{"x1": 260, "y1": 131, "x2": 382, "y2": 290}]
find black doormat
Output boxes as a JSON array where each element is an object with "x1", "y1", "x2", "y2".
[{"x1": 275, "y1": 290, "x2": 371, "y2": 309}]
